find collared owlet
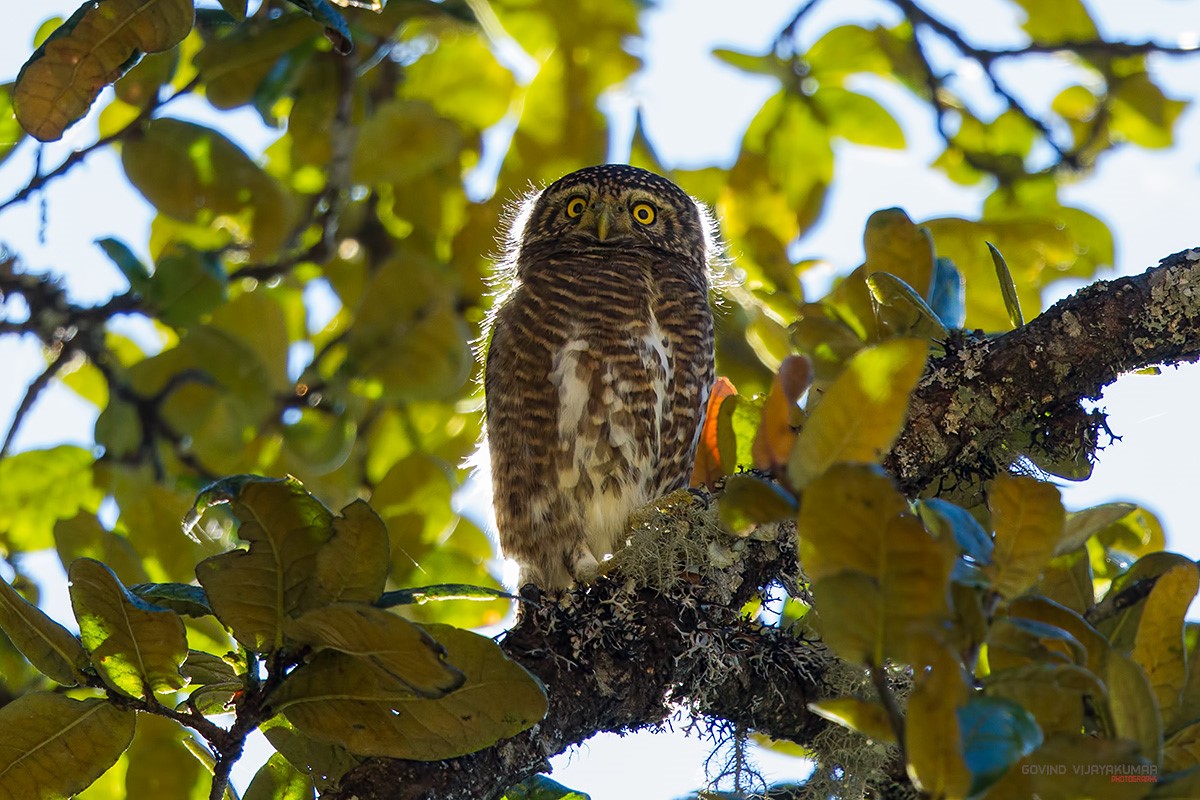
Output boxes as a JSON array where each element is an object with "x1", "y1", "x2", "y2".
[{"x1": 484, "y1": 164, "x2": 718, "y2": 590}]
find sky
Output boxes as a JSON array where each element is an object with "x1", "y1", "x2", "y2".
[{"x1": 3, "y1": 0, "x2": 1200, "y2": 798}]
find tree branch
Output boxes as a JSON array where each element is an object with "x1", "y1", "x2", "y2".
[
  {"x1": 328, "y1": 523, "x2": 832, "y2": 800},
  {"x1": 322, "y1": 248, "x2": 1200, "y2": 799},
  {"x1": 888, "y1": 248, "x2": 1200, "y2": 494}
]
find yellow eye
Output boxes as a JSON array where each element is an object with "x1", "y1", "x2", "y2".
[
  {"x1": 566, "y1": 197, "x2": 587, "y2": 218},
  {"x1": 631, "y1": 202, "x2": 656, "y2": 225}
]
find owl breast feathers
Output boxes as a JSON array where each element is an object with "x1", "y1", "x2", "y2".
[{"x1": 483, "y1": 164, "x2": 718, "y2": 590}]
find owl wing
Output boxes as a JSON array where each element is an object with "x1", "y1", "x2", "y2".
[{"x1": 652, "y1": 275, "x2": 715, "y2": 495}]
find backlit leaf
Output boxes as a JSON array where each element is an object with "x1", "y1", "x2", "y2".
[
  {"x1": 192, "y1": 476, "x2": 334, "y2": 652},
  {"x1": 244, "y1": 752, "x2": 314, "y2": 800},
  {"x1": 0, "y1": 694, "x2": 134, "y2": 798},
  {"x1": 69, "y1": 557, "x2": 188, "y2": 698},
  {"x1": 122, "y1": 117, "x2": 294, "y2": 259},
  {"x1": 124, "y1": 714, "x2": 205, "y2": 799},
  {"x1": 988, "y1": 242, "x2": 1024, "y2": 328},
  {"x1": 788, "y1": 338, "x2": 928, "y2": 488},
  {"x1": 0, "y1": 573, "x2": 88, "y2": 686},
  {"x1": 271, "y1": 624, "x2": 546, "y2": 760},
  {"x1": 718, "y1": 474, "x2": 797, "y2": 537},
  {"x1": 284, "y1": 604, "x2": 464, "y2": 698},
  {"x1": 13, "y1": 0, "x2": 194, "y2": 141},
  {"x1": 0, "y1": 445, "x2": 103, "y2": 551}
]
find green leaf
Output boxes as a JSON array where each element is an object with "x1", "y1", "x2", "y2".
[
  {"x1": 69, "y1": 557, "x2": 188, "y2": 698},
  {"x1": 1132, "y1": 562, "x2": 1198, "y2": 730},
  {"x1": 987, "y1": 242, "x2": 1024, "y2": 328},
  {"x1": 958, "y1": 696, "x2": 1044, "y2": 797},
  {"x1": 194, "y1": 14, "x2": 315, "y2": 110},
  {"x1": 986, "y1": 474, "x2": 1065, "y2": 599},
  {"x1": 128, "y1": 583, "x2": 213, "y2": 618},
  {"x1": 403, "y1": 29, "x2": 517, "y2": 131},
  {"x1": 244, "y1": 752, "x2": 315, "y2": 800},
  {"x1": 502, "y1": 774, "x2": 591, "y2": 800},
  {"x1": 97, "y1": 237, "x2": 151, "y2": 290},
  {"x1": 787, "y1": 338, "x2": 928, "y2": 488},
  {"x1": 312, "y1": 500, "x2": 390, "y2": 606},
  {"x1": 122, "y1": 117, "x2": 294, "y2": 259},
  {"x1": 0, "y1": 694, "x2": 135, "y2": 797},
  {"x1": 144, "y1": 243, "x2": 228, "y2": 328},
  {"x1": 717, "y1": 474, "x2": 797, "y2": 536},
  {"x1": 352, "y1": 100, "x2": 463, "y2": 185},
  {"x1": 192, "y1": 476, "x2": 335, "y2": 652},
  {"x1": 55, "y1": 512, "x2": 148, "y2": 587},
  {"x1": 260, "y1": 716, "x2": 361, "y2": 792},
  {"x1": 1009, "y1": 0, "x2": 1097, "y2": 43},
  {"x1": 343, "y1": 253, "x2": 472, "y2": 403},
  {"x1": 1110, "y1": 72, "x2": 1187, "y2": 149},
  {"x1": 867, "y1": 272, "x2": 948, "y2": 340},
  {"x1": 818, "y1": 88, "x2": 905, "y2": 149},
  {"x1": 13, "y1": 0, "x2": 194, "y2": 141},
  {"x1": 0, "y1": 572, "x2": 88, "y2": 686},
  {"x1": 1058, "y1": 502, "x2": 1138, "y2": 555},
  {"x1": 285, "y1": 604, "x2": 465, "y2": 698},
  {"x1": 0, "y1": 445, "x2": 102, "y2": 551},
  {"x1": 271, "y1": 623, "x2": 547, "y2": 760},
  {"x1": 0, "y1": 83, "x2": 26, "y2": 166},
  {"x1": 125, "y1": 714, "x2": 206, "y2": 800}
]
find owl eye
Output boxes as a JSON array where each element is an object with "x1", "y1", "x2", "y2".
[
  {"x1": 565, "y1": 197, "x2": 588, "y2": 218},
  {"x1": 631, "y1": 202, "x2": 656, "y2": 225}
]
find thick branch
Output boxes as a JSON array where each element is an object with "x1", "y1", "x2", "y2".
[
  {"x1": 888, "y1": 248, "x2": 1200, "y2": 493},
  {"x1": 328, "y1": 526, "x2": 831, "y2": 800}
]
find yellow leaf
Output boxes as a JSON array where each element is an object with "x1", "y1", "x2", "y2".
[
  {"x1": 986, "y1": 474, "x2": 1065, "y2": 599},
  {"x1": 787, "y1": 338, "x2": 928, "y2": 488},
  {"x1": 863, "y1": 208, "x2": 935, "y2": 298},
  {"x1": 799, "y1": 465, "x2": 955, "y2": 665},
  {"x1": 0, "y1": 694, "x2": 135, "y2": 798},
  {"x1": 808, "y1": 697, "x2": 896, "y2": 744},
  {"x1": 1132, "y1": 562, "x2": 1198, "y2": 730},
  {"x1": 1107, "y1": 650, "x2": 1164, "y2": 766},
  {"x1": 13, "y1": 0, "x2": 194, "y2": 141},
  {"x1": 906, "y1": 647, "x2": 972, "y2": 799}
]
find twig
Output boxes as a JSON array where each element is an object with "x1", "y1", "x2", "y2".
[
  {"x1": 0, "y1": 343, "x2": 73, "y2": 457},
  {"x1": 0, "y1": 76, "x2": 201, "y2": 214}
]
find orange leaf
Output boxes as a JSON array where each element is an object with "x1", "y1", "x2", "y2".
[
  {"x1": 691, "y1": 377, "x2": 738, "y2": 490},
  {"x1": 752, "y1": 355, "x2": 812, "y2": 473}
]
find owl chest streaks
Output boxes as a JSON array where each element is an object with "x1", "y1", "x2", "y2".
[{"x1": 487, "y1": 249, "x2": 712, "y2": 589}]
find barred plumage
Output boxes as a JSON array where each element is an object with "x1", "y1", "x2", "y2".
[{"x1": 484, "y1": 164, "x2": 717, "y2": 589}]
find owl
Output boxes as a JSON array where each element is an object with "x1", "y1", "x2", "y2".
[{"x1": 484, "y1": 164, "x2": 718, "y2": 590}]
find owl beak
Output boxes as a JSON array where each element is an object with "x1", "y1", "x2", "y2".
[{"x1": 595, "y1": 207, "x2": 614, "y2": 242}]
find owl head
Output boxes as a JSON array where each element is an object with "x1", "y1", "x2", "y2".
[{"x1": 507, "y1": 164, "x2": 718, "y2": 273}]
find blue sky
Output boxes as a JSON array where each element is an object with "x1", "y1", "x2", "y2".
[{"x1": 3, "y1": 0, "x2": 1200, "y2": 797}]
